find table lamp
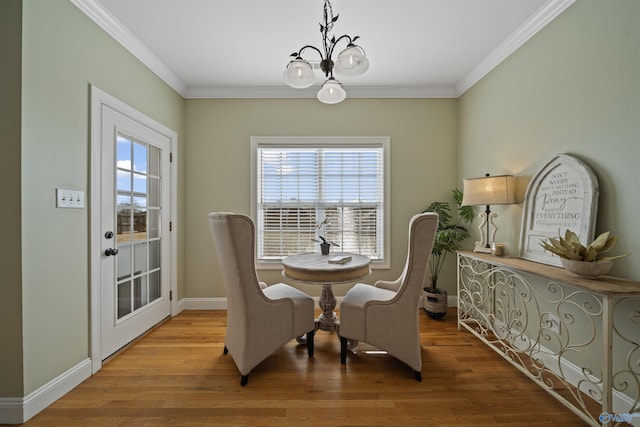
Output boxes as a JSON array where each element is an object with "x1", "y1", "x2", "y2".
[{"x1": 461, "y1": 174, "x2": 516, "y2": 253}]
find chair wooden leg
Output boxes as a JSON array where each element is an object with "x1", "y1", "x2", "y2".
[
  {"x1": 340, "y1": 336, "x2": 348, "y2": 364},
  {"x1": 240, "y1": 374, "x2": 249, "y2": 387},
  {"x1": 306, "y1": 330, "x2": 315, "y2": 357},
  {"x1": 414, "y1": 370, "x2": 422, "y2": 382},
  {"x1": 223, "y1": 346, "x2": 228, "y2": 355}
]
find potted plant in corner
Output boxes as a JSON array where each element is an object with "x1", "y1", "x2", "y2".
[{"x1": 423, "y1": 189, "x2": 475, "y2": 319}]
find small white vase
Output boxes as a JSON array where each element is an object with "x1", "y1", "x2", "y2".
[{"x1": 560, "y1": 258, "x2": 613, "y2": 279}]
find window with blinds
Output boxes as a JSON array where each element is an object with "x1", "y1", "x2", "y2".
[{"x1": 251, "y1": 137, "x2": 389, "y2": 268}]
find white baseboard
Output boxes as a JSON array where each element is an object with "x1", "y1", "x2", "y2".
[
  {"x1": 0, "y1": 358, "x2": 91, "y2": 424},
  {"x1": 0, "y1": 398, "x2": 22, "y2": 425},
  {"x1": 180, "y1": 297, "x2": 228, "y2": 310},
  {"x1": 175, "y1": 297, "x2": 186, "y2": 313},
  {"x1": 448, "y1": 294, "x2": 458, "y2": 307}
]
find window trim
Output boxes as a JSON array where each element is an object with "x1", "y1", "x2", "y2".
[{"x1": 250, "y1": 136, "x2": 390, "y2": 270}]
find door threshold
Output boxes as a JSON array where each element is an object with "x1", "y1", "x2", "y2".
[{"x1": 102, "y1": 315, "x2": 171, "y2": 365}]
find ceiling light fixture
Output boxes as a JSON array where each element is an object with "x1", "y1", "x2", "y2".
[{"x1": 283, "y1": 0, "x2": 369, "y2": 104}]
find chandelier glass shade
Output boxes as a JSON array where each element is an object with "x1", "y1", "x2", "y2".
[
  {"x1": 283, "y1": 58, "x2": 315, "y2": 89},
  {"x1": 334, "y1": 45, "x2": 369, "y2": 76},
  {"x1": 283, "y1": 0, "x2": 368, "y2": 104},
  {"x1": 317, "y1": 77, "x2": 346, "y2": 104}
]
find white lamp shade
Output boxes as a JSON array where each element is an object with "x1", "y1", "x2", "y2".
[
  {"x1": 283, "y1": 58, "x2": 315, "y2": 89},
  {"x1": 317, "y1": 78, "x2": 346, "y2": 104},
  {"x1": 461, "y1": 175, "x2": 516, "y2": 206},
  {"x1": 334, "y1": 45, "x2": 369, "y2": 77}
]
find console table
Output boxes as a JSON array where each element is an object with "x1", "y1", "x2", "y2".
[{"x1": 457, "y1": 251, "x2": 640, "y2": 426}]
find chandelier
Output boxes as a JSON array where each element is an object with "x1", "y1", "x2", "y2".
[{"x1": 283, "y1": 0, "x2": 369, "y2": 104}]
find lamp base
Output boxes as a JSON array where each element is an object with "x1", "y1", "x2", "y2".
[
  {"x1": 473, "y1": 242, "x2": 492, "y2": 254},
  {"x1": 475, "y1": 211, "x2": 499, "y2": 253}
]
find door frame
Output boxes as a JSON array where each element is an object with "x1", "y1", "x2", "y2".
[{"x1": 89, "y1": 85, "x2": 179, "y2": 374}]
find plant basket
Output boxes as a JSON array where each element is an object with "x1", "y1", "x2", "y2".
[{"x1": 423, "y1": 289, "x2": 447, "y2": 319}]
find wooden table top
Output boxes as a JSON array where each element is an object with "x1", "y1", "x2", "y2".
[
  {"x1": 282, "y1": 252, "x2": 371, "y2": 285},
  {"x1": 458, "y1": 250, "x2": 640, "y2": 295}
]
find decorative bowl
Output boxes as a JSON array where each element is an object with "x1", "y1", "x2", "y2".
[{"x1": 560, "y1": 258, "x2": 613, "y2": 279}]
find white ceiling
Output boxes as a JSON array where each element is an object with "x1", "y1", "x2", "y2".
[{"x1": 72, "y1": 0, "x2": 574, "y2": 99}]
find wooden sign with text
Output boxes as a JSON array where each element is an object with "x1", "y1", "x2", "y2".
[{"x1": 519, "y1": 154, "x2": 599, "y2": 266}]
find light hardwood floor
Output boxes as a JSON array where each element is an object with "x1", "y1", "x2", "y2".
[{"x1": 20, "y1": 309, "x2": 587, "y2": 426}]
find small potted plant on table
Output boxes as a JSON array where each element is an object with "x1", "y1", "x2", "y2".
[
  {"x1": 312, "y1": 218, "x2": 339, "y2": 255},
  {"x1": 423, "y1": 189, "x2": 475, "y2": 319}
]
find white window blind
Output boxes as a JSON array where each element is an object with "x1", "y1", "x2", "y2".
[{"x1": 252, "y1": 138, "x2": 388, "y2": 265}]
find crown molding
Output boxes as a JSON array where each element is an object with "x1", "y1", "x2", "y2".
[
  {"x1": 70, "y1": 0, "x2": 187, "y2": 96},
  {"x1": 71, "y1": 0, "x2": 574, "y2": 100},
  {"x1": 456, "y1": 0, "x2": 575, "y2": 96},
  {"x1": 184, "y1": 85, "x2": 458, "y2": 99}
]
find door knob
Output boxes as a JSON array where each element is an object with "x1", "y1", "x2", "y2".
[{"x1": 104, "y1": 248, "x2": 119, "y2": 256}]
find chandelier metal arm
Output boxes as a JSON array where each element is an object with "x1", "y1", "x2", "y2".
[
  {"x1": 293, "y1": 45, "x2": 324, "y2": 60},
  {"x1": 326, "y1": 34, "x2": 356, "y2": 58},
  {"x1": 293, "y1": 33, "x2": 358, "y2": 77}
]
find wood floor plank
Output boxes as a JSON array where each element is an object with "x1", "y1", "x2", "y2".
[{"x1": 18, "y1": 309, "x2": 588, "y2": 427}]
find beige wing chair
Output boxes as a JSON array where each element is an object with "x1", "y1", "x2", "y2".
[
  {"x1": 208, "y1": 212, "x2": 316, "y2": 386},
  {"x1": 339, "y1": 212, "x2": 438, "y2": 381}
]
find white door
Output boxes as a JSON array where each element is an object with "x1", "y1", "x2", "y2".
[{"x1": 99, "y1": 104, "x2": 172, "y2": 360}]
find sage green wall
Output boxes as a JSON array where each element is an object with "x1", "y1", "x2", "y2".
[
  {"x1": 184, "y1": 99, "x2": 458, "y2": 299},
  {"x1": 0, "y1": 0, "x2": 24, "y2": 398},
  {"x1": 457, "y1": 0, "x2": 639, "y2": 280},
  {"x1": 20, "y1": 0, "x2": 184, "y2": 395}
]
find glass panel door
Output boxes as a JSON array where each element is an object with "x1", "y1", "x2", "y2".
[
  {"x1": 115, "y1": 134, "x2": 162, "y2": 321},
  {"x1": 94, "y1": 90, "x2": 174, "y2": 365}
]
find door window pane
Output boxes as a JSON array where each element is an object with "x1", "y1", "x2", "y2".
[
  {"x1": 132, "y1": 208, "x2": 147, "y2": 240},
  {"x1": 133, "y1": 173, "x2": 147, "y2": 194},
  {"x1": 133, "y1": 142, "x2": 148, "y2": 173},
  {"x1": 149, "y1": 146, "x2": 160, "y2": 176},
  {"x1": 117, "y1": 194, "x2": 131, "y2": 208},
  {"x1": 117, "y1": 137, "x2": 131, "y2": 169},
  {"x1": 117, "y1": 196, "x2": 131, "y2": 242},
  {"x1": 133, "y1": 195, "x2": 147, "y2": 208},
  {"x1": 117, "y1": 171, "x2": 132, "y2": 192},
  {"x1": 134, "y1": 275, "x2": 147, "y2": 310},
  {"x1": 117, "y1": 245, "x2": 131, "y2": 281},
  {"x1": 149, "y1": 240, "x2": 160, "y2": 270},
  {"x1": 149, "y1": 271, "x2": 160, "y2": 302},
  {"x1": 134, "y1": 242, "x2": 147, "y2": 274},
  {"x1": 148, "y1": 177, "x2": 160, "y2": 208},
  {"x1": 117, "y1": 209, "x2": 132, "y2": 244},
  {"x1": 117, "y1": 281, "x2": 132, "y2": 319},
  {"x1": 148, "y1": 210, "x2": 160, "y2": 239}
]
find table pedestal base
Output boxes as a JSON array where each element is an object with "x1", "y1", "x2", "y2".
[
  {"x1": 317, "y1": 284, "x2": 338, "y2": 332},
  {"x1": 296, "y1": 284, "x2": 358, "y2": 350},
  {"x1": 318, "y1": 284, "x2": 359, "y2": 350}
]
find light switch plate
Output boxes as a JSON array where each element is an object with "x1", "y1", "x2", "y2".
[{"x1": 56, "y1": 188, "x2": 85, "y2": 209}]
